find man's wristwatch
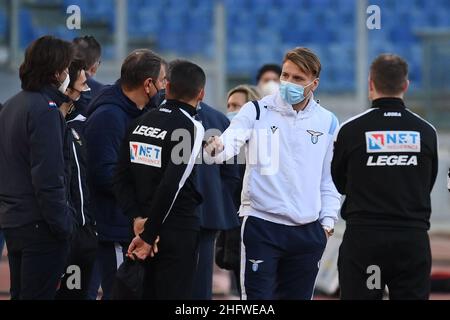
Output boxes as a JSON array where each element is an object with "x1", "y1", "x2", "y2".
[{"x1": 323, "y1": 226, "x2": 334, "y2": 237}]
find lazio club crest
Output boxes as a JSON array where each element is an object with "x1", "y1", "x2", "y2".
[
  {"x1": 249, "y1": 259, "x2": 264, "y2": 272},
  {"x1": 307, "y1": 130, "x2": 324, "y2": 144}
]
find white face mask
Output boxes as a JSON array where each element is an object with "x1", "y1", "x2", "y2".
[
  {"x1": 73, "y1": 85, "x2": 91, "y2": 101},
  {"x1": 58, "y1": 71, "x2": 70, "y2": 94},
  {"x1": 260, "y1": 80, "x2": 280, "y2": 96}
]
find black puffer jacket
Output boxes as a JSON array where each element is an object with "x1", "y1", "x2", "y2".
[{"x1": 0, "y1": 86, "x2": 75, "y2": 239}]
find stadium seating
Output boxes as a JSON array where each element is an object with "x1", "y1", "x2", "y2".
[
  {"x1": 1, "y1": 0, "x2": 449, "y2": 92},
  {"x1": 0, "y1": 8, "x2": 6, "y2": 44}
]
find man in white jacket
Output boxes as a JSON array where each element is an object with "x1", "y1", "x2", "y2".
[{"x1": 204, "y1": 47, "x2": 341, "y2": 300}]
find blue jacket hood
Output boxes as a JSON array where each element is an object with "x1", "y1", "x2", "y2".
[{"x1": 87, "y1": 81, "x2": 143, "y2": 118}]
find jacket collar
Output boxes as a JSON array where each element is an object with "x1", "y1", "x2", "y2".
[
  {"x1": 40, "y1": 85, "x2": 71, "y2": 106},
  {"x1": 164, "y1": 99, "x2": 198, "y2": 117},
  {"x1": 272, "y1": 91, "x2": 317, "y2": 117},
  {"x1": 372, "y1": 98, "x2": 405, "y2": 109},
  {"x1": 115, "y1": 81, "x2": 144, "y2": 117}
]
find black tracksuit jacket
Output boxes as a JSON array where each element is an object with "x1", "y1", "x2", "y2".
[
  {"x1": 331, "y1": 98, "x2": 438, "y2": 230},
  {"x1": 113, "y1": 100, "x2": 205, "y2": 244},
  {"x1": 0, "y1": 87, "x2": 75, "y2": 239}
]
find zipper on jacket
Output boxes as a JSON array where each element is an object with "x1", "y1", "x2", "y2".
[{"x1": 71, "y1": 142, "x2": 86, "y2": 226}]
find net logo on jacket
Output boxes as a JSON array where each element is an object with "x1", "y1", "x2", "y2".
[
  {"x1": 366, "y1": 131, "x2": 421, "y2": 153},
  {"x1": 129, "y1": 142, "x2": 162, "y2": 168},
  {"x1": 365, "y1": 131, "x2": 420, "y2": 167}
]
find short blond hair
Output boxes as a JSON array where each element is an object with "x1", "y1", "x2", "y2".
[
  {"x1": 227, "y1": 84, "x2": 261, "y2": 102},
  {"x1": 284, "y1": 47, "x2": 321, "y2": 78}
]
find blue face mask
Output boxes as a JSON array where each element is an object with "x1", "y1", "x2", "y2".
[
  {"x1": 226, "y1": 111, "x2": 238, "y2": 121},
  {"x1": 147, "y1": 88, "x2": 166, "y2": 109},
  {"x1": 279, "y1": 80, "x2": 315, "y2": 105}
]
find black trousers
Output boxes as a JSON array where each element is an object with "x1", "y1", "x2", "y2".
[
  {"x1": 192, "y1": 228, "x2": 217, "y2": 300},
  {"x1": 142, "y1": 227, "x2": 199, "y2": 300},
  {"x1": 87, "y1": 240, "x2": 128, "y2": 300},
  {"x1": 338, "y1": 226, "x2": 431, "y2": 300},
  {"x1": 3, "y1": 222, "x2": 70, "y2": 300},
  {"x1": 56, "y1": 225, "x2": 98, "y2": 300}
]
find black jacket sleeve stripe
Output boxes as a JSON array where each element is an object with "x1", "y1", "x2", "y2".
[
  {"x1": 71, "y1": 141, "x2": 86, "y2": 226},
  {"x1": 162, "y1": 109, "x2": 205, "y2": 224},
  {"x1": 141, "y1": 109, "x2": 205, "y2": 244},
  {"x1": 405, "y1": 109, "x2": 439, "y2": 191},
  {"x1": 332, "y1": 108, "x2": 377, "y2": 193}
]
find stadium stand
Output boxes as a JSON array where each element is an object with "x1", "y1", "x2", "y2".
[{"x1": 1, "y1": 0, "x2": 449, "y2": 92}]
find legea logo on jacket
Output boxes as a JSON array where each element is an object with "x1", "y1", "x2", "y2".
[
  {"x1": 129, "y1": 141, "x2": 162, "y2": 168},
  {"x1": 366, "y1": 131, "x2": 421, "y2": 153}
]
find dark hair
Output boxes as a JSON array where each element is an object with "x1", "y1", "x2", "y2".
[
  {"x1": 168, "y1": 60, "x2": 206, "y2": 101},
  {"x1": 68, "y1": 59, "x2": 85, "y2": 89},
  {"x1": 19, "y1": 36, "x2": 73, "y2": 91},
  {"x1": 370, "y1": 54, "x2": 409, "y2": 95},
  {"x1": 256, "y1": 64, "x2": 282, "y2": 83},
  {"x1": 121, "y1": 49, "x2": 162, "y2": 90},
  {"x1": 73, "y1": 35, "x2": 102, "y2": 70}
]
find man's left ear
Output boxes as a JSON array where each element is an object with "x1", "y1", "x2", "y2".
[
  {"x1": 144, "y1": 78, "x2": 154, "y2": 95},
  {"x1": 312, "y1": 78, "x2": 320, "y2": 92}
]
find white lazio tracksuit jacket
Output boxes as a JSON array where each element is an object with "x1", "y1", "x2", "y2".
[{"x1": 204, "y1": 92, "x2": 341, "y2": 229}]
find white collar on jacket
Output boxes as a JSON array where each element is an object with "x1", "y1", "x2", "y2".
[{"x1": 266, "y1": 91, "x2": 318, "y2": 118}]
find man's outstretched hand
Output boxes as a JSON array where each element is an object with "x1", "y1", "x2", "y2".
[{"x1": 204, "y1": 136, "x2": 224, "y2": 157}]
